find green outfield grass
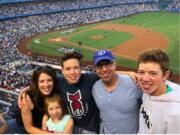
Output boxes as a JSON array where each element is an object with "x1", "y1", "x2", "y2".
[
  {"x1": 113, "y1": 12, "x2": 179, "y2": 73},
  {"x1": 27, "y1": 12, "x2": 180, "y2": 74},
  {"x1": 69, "y1": 29, "x2": 132, "y2": 49}
]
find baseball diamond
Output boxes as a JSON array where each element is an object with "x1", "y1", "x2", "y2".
[{"x1": 18, "y1": 12, "x2": 179, "y2": 77}]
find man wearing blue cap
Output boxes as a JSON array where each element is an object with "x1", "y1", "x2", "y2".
[{"x1": 92, "y1": 49, "x2": 142, "y2": 134}]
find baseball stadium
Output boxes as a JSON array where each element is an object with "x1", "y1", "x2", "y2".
[{"x1": 0, "y1": 0, "x2": 179, "y2": 133}]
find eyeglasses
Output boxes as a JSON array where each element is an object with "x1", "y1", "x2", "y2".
[{"x1": 95, "y1": 62, "x2": 114, "y2": 70}]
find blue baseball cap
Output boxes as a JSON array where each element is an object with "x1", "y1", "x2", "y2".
[{"x1": 93, "y1": 50, "x2": 114, "y2": 65}]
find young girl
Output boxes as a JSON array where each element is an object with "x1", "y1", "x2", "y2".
[{"x1": 42, "y1": 94, "x2": 73, "y2": 133}]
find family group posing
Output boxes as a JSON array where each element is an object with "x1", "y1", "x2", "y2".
[{"x1": 0, "y1": 48, "x2": 180, "y2": 134}]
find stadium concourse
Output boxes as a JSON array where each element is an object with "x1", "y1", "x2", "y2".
[{"x1": 0, "y1": 0, "x2": 179, "y2": 119}]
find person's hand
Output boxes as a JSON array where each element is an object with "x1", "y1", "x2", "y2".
[
  {"x1": 127, "y1": 71, "x2": 138, "y2": 84},
  {"x1": 127, "y1": 72, "x2": 142, "y2": 89},
  {"x1": 116, "y1": 71, "x2": 138, "y2": 84},
  {"x1": 18, "y1": 86, "x2": 30, "y2": 109},
  {"x1": 42, "y1": 114, "x2": 49, "y2": 131},
  {"x1": 22, "y1": 93, "x2": 34, "y2": 110},
  {"x1": 42, "y1": 114, "x2": 49, "y2": 123}
]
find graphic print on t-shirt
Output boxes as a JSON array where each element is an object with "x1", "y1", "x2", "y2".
[
  {"x1": 67, "y1": 90, "x2": 84, "y2": 116},
  {"x1": 140, "y1": 106, "x2": 152, "y2": 129}
]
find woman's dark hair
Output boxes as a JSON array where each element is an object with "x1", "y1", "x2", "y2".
[
  {"x1": 44, "y1": 94, "x2": 67, "y2": 117},
  {"x1": 61, "y1": 51, "x2": 83, "y2": 67},
  {"x1": 28, "y1": 66, "x2": 58, "y2": 110}
]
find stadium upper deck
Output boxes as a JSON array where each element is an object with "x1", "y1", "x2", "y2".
[{"x1": 0, "y1": 0, "x2": 158, "y2": 20}]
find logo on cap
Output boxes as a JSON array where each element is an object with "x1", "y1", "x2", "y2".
[{"x1": 98, "y1": 50, "x2": 106, "y2": 56}]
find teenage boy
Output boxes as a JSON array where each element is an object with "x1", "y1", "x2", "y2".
[
  {"x1": 58, "y1": 52, "x2": 100, "y2": 134},
  {"x1": 137, "y1": 48, "x2": 180, "y2": 133}
]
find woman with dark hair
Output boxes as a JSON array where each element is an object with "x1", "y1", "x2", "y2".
[{"x1": 4, "y1": 66, "x2": 59, "y2": 134}]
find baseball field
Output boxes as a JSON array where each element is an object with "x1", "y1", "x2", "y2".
[{"x1": 18, "y1": 11, "x2": 180, "y2": 74}]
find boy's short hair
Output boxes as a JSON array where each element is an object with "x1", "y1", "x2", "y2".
[
  {"x1": 137, "y1": 48, "x2": 169, "y2": 73},
  {"x1": 61, "y1": 51, "x2": 83, "y2": 67}
]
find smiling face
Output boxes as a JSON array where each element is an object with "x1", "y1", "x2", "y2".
[
  {"x1": 38, "y1": 73, "x2": 54, "y2": 96},
  {"x1": 47, "y1": 101, "x2": 62, "y2": 121},
  {"x1": 138, "y1": 62, "x2": 170, "y2": 96},
  {"x1": 62, "y1": 58, "x2": 81, "y2": 84},
  {"x1": 95, "y1": 60, "x2": 117, "y2": 83}
]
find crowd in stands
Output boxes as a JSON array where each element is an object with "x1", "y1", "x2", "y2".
[
  {"x1": 0, "y1": 0, "x2": 158, "y2": 19},
  {"x1": 166, "y1": 0, "x2": 180, "y2": 11},
  {"x1": 0, "y1": 0, "x2": 178, "y2": 115},
  {"x1": 0, "y1": 68, "x2": 31, "y2": 92}
]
